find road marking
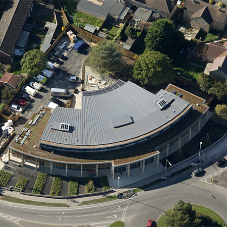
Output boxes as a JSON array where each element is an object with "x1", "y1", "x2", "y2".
[
  {"x1": 89, "y1": 221, "x2": 113, "y2": 226},
  {"x1": 122, "y1": 197, "x2": 133, "y2": 222},
  {"x1": 0, "y1": 212, "x2": 22, "y2": 224},
  {"x1": 39, "y1": 215, "x2": 53, "y2": 217},
  {"x1": 106, "y1": 215, "x2": 117, "y2": 219}
]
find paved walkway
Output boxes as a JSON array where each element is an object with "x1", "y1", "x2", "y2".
[{"x1": 1, "y1": 132, "x2": 227, "y2": 207}]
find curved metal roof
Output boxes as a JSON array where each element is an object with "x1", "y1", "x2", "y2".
[{"x1": 40, "y1": 80, "x2": 190, "y2": 148}]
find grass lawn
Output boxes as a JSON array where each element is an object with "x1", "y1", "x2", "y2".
[
  {"x1": 168, "y1": 46, "x2": 204, "y2": 81},
  {"x1": 0, "y1": 194, "x2": 69, "y2": 207},
  {"x1": 157, "y1": 204, "x2": 225, "y2": 227},
  {"x1": 197, "y1": 30, "x2": 219, "y2": 42},
  {"x1": 108, "y1": 221, "x2": 124, "y2": 227},
  {"x1": 80, "y1": 195, "x2": 117, "y2": 205},
  {"x1": 108, "y1": 26, "x2": 121, "y2": 40},
  {"x1": 73, "y1": 11, "x2": 103, "y2": 28}
]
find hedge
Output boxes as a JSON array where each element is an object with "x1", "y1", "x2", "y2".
[
  {"x1": 32, "y1": 172, "x2": 48, "y2": 194},
  {"x1": 0, "y1": 170, "x2": 12, "y2": 187},
  {"x1": 86, "y1": 177, "x2": 95, "y2": 193},
  {"x1": 15, "y1": 175, "x2": 27, "y2": 190},
  {"x1": 68, "y1": 177, "x2": 78, "y2": 196},
  {"x1": 50, "y1": 176, "x2": 62, "y2": 196}
]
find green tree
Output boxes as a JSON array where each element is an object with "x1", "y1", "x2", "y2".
[
  {"x1": 145, "y1": 19, "x2": 175, "y2": 53},
  {"x1": 5, "y1": 64, "x2": 11, "y2": 73},
  {"x1": 1, "y1": 86, "x2": 16, "y2": 101},
  {"x1": 125, "y1": 25, "x2": 136, "y2": 38},
  {"x1": 133, "y1": 50, "x2": 174, "y2": 85},
  {"x1": 208, "y1": 81, "x2": 227, "y2": 101},
  {"x1": 209, "y1": 0, "x2": 214, "y2": 4},
  {"x1": 173, "y1": 31, "x2": 185, "y2": 46},
  {"x1": 218, "y1": 2, "x2": 224, "y2": 7},
  {"x1": 20, "y1": 49, "x2": 47, "y2": 77},
  {"x1": 197, "y1": 73, "x2": 214, "y2": 92},
  {"x1": 165, "y1": 200, "x2": 202, "y2": 227},
  {"x1": 87, "y1": 40, "x2": 123, "y2": 76},
  {"x1": 215, "y1": 104, "x2": 227, "y2": 118}
]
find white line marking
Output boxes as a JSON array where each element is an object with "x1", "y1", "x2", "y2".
[{"x1": 106, "y1": 215, "x2": 117, "y2": 219}]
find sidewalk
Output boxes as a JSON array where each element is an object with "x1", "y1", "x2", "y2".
[{"x1": 1, "y1": 134, "x2": 227, "y2": 206}]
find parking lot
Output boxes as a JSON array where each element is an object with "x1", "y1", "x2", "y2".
[{"x1": 12, "y1": 36, "x2": 88, "y2": 134}]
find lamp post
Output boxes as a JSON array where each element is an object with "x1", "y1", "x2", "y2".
[
  {"x1": 199, "y1": 142, "x2": 202, "y2": 163},
  {"x1": 118, "y1": 174, "x2": 120, "y2": 195},
  {"x1": 59, "y1": 212, "x2": 65, "y2": 227}
]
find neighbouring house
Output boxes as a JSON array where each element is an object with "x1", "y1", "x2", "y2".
[
  {"x1": 0, "y1": 73, "x2": 22, "y2": 89},
  {"x1": 0, "y1": 0, "x2": 34, "y2": 63},
  {"x1": 128, "y1": 0, "x2": 177, "y2": 19},
  {"x1": 77, "y1": 0, "x2": 128, "y2": 22},
  {"x1": 204, "y1": 50, "x2": 227, "y2": 83},
  {"x1": 183, "y1": 0, "x2": 227, "y2": 33},
  {"x1": 198, "y1": 42, "x2": 227, "y2": 63}
]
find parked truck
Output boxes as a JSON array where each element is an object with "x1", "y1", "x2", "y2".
[
  {"x1": 67, "y1": 30, "x2": 77, "y2": 43},
  {"x1": 74, "y1": 40, "x2": 84, "y2": 52}
]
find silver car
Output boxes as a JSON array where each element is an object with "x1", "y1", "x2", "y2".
[
  {"x1": 10, "y1": 104, "x2": 22, "y2": 112},
  {"x1": 192, "y1": 168, "x2": 203, "y2": 176}
]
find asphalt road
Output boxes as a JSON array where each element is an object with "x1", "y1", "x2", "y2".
[{"x1": 0, "y1": 159, "x2": 227, "y2": 227}]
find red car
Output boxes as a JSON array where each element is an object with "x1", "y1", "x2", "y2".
[
  {"x1": 147, "y1": 219, "x2": 153, "y2": 227},
  {"x1": 14, "y1": 97, "x2": 26, "y2": 106}
]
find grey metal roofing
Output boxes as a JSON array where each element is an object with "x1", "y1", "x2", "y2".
[
  {"x1": 77, "y1": 0, "x2": 113, "y2": 18},
  {"x1": 134, "y1": 8, "x2": 152, "y2": 21},
  {"x1": 109, "y1": 3, "x2": 125, "y2": 17},
  {"x1": 40, "y1": 80, "x2": 190, "y2": 147},
  {"x1": 112, "y1": 114, "x2": 133, "y2": 128},
  {"x1": 123, "y1": 38, "x2": 136, "y2": 50},
  {"x1": 40, "y1": 34, "x2": 52, "y2": 53},
  {"x1": 15, "y1": 30, "x2": 30, "y2": 48},
  {"x1": 84, "y1": 24, "x2": 97, "y2": 33}
]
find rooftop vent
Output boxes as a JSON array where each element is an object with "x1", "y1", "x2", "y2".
[
  {"x1": 60, "y1": 123, "x2": 70, "y2": 131},
  {"x1": 157, "y1": 99, "x2": 168, "y2": 109}
]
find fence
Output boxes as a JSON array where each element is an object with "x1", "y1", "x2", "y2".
[{"x1": 58, "y1": 0, "x2": 69, "y2": 24}]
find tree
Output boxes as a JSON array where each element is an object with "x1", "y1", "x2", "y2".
[
  {"x1": 218, "y1": 2, "x2": 224, "y2": 7},
  {"x1": 125, "y1": 25, "x2": 136, "y2": 38},
  {"x1": 5, "y1": 64, "x2": 11, "y2": 73},
  {"x1": 87, "y1": 40, "x2": 123, "y2": 76},
  {"x1": 133, "y1": 50, "x2": 174, "y2": 85},
  {"x1": 173, "y1": 31, "x2": 185, "y2": 46},
  {"x1": 20, "y1": 49, "x2": 47, "y2": 77},
  {"x1": 208, "y1": 81, "x2": 227, "y2": 101},
  {"x1": 209, "y1": 0, "x2": 214, "y2": 4},
  {"x1": 145, "y1": 19, "x2": 175, "y2": 53},
  {"x1": 215, "y1": 104, "x2": 227, "y2": 118},
  {"x1": 197, "y1": 73, "x2": 214, "y2": 92},
  {"x1": 1, "y1": 86, "x2": 16, "y2": 101},
  {"x1": 165, "y1": 200, "x2": 202, "y2": 227}
]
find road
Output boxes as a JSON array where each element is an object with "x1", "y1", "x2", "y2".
[{"x1": 0, "y1": 159, "x2": 227, "y2": 227}]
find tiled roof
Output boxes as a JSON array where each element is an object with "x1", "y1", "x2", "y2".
[
  {"x1": 0, "y1": 73, "x2": 22, "y2": 88},
  {"x1": 184, "y1": 0, "x2": 227, "y2": 23},
  {"x1": 202, "y1": 43, "x2": 227, "y2": 58},
  {"x1": 0, "y1": 0, "x2": 34, "y2": 57},
  {"x1": 209, "y1": 53, "x2": 227, "y2": 75},
  {"x1": 133, "y1": 0, "x2": 176, "y2": 14},
  {"x1": 192, "y1": 6, "x2": 213, "y2": 24}
]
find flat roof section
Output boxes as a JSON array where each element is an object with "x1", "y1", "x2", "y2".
[{"x1": 40, "y1": 80, "x2": 190, "y2": 148}]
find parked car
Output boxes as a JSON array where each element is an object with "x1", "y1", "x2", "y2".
[
  {"x1": 14, "y1": 97, "x2": 26, "y2": 106},
  {"x1": 34, "y1": 74, "x2": 47, "y2": 84},
  {"x1": 215, "y1": 158, "x2": 226, "y2": 166},
  {"x1": 29, "y1": 82, "x2": 42, "y2": 90},
  {"x1": 10, "y1": 104, "x2": 22, "y2": 112},
  {"x1": 68, "y1": 76, "x2": 81, "y2": 83},
  {"x1": 42, "y1": 70, "x2": 53, "y2": 78},
  {"x1": 18, "y1": 93, "x2": 31, "y2": 102},
  {"x1": 59, "y1": 41, "x2": 67, "y2": 50},
  {"x1": 192, "y1": 168, "x2": 204, "y2": 176},
  {"x1": 147, "y1": 219, "x2": 153, "y2": 227},
  {"x1": 47, "y1": 61, "x2": 55, "y2": 70},
  {"x1": 50, "y1": 97, "x2": 64, "y2": 107},
  {"x1": 161, "y1": 174, "x2": 171, "y2": 180},
  {"x1": 54, "y1": 50, "x2": 64, "y2": 59},
  {"x1": 50, "y1": 55, "x2": 60, "y2": 63},
  {"x1": 190, "y1": 159, "x2": 201, "y2": 166},
  {"x1": 22, "y1": 86, "x2": 37, "y2": 97}
]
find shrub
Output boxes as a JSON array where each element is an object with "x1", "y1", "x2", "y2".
[
  {"x1": 68, "y1": 177, "x2": 78, "y2": 196},
  {"x1": 15, "y1": 175, "x2": 27, "y2": 190},
  {"x1": 32, "y1": 172, "x2": 48, "y2": 194},
  {"x1": 50, "y1": 176, "x2": 62, "y2": 196},
  {"x1": 0, "y1": 103, "x2": 6, "y2": 112},
  {"x1": 209, "y1": 0, "x2": 214, "y2": 3},
  {"x1": 0, "y1": 170, "x2": 12, "y2": 187},
  {"x1": 86, "y1": 177, "x2": 95, "y2": 193},
  {"x1": 1, "y1": 86, "x2": 16, "y2": 101},
  {"x1": 218, "y1": 2, "x2": 224, "y2": 7},
  {"x1": 5, "y1": 64, "x2": 11, "y2": 73},
  {"x1": 101, "y1": 176, "x2": 109, "y2": 191}
]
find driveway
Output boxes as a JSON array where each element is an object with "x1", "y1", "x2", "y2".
[{"x1": 13, "y1": 37, "x2": 88, "y2": 134}]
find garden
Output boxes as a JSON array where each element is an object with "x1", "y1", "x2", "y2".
[
  {"x1": 160, "y1": 120, "x2": 227, "y2": 167},
  {"x1": 196, "y1": 30, "x2": 219, "y2": 42},
  {"x1": 1, "y1": 162, "x2": 110, "y2": 197}
]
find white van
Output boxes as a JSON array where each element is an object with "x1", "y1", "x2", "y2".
[
  {"x1": 42, "y1": 70, "x2": 53, "y2": 78},
  {"x1": 22, "y1": 86, "x2": 37, "y2": 97},
  {"x1": 47, "y1": 61, "x2": 54, "y2": 70},
  {"x1": 50, "y1": 88, "x2": 72, "y2": 97}
]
